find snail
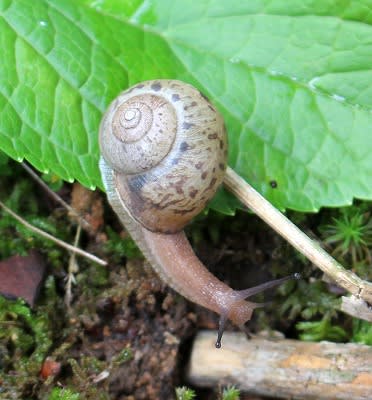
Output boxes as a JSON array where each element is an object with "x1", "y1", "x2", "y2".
[{"x1": 99, "y1": 79, "x2": 297, "y2": 347}]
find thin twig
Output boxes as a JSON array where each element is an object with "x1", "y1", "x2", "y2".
[
  {"x1": 65, "y1": 224, "x2": 81, "y2": 309},
  {"x1": 0, "y1": 200, "x2": 107, "y2": 267},
  {"x1": 224, "y1": 167, "x2": 372, "y2": 304},
  {"x1": 0, "y1": 321, "x2": 21, "y2": 326},
  {"x1": 21, "y1": 162, "x2": 91, "y2": 230}
]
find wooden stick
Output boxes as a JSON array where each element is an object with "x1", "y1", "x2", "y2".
[
  {"x1": 341, "y1": 295, "x2": 372, "y2": 322},
  {"x1": 224, "y1": 167, "x2": 372, "y2": 304},
  {"x1": 188, "y1": 331, "x2": 372, "y2": 400}
]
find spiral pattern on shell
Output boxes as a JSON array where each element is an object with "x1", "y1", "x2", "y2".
[{"x1": 99, "y1": 79, "x2": 228, "y2": 234}]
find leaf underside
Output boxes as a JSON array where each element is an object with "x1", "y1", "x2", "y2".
[{"x1": 1, "y1": 0, "x2": 372, "y2": 214}]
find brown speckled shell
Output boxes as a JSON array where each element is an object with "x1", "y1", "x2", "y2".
[{"x1": 99, "y1": 79, "x2": 227, "y2": 233}]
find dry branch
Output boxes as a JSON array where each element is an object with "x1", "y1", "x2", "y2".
[
  {"x1": 224, "y1": 167, "x2": 372, "y2": 305},
  {"x1": 188, "y1": 331, "x2": 372, "y2": 400}
]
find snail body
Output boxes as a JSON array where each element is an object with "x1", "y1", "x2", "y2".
[{"x1": 99, "y1": 79, "x2": 294, "y2": 347}]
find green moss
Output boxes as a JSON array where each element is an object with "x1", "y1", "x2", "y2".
[
  {"x1": 85, "y1": 263, "x2": 109, "y2": 288},
  {"x1": 174, "y1": 385, "x2": 240, "y2": 400},
  {"x1": 112, "y1": 347, "x2": 133, "y2": 365},
  {"x1": 222, "y1": 386, "x2": 240, "y2": 400},
  {"x1": 352, "y1": 320, "x2": 372, "y2": 345},
  {"x1": 320, "y1": 204, "x2": 372, "y2": 279},
  {"x1": 175, "y1": 386, "x2": 196, "y2": 400},
  {"x1": 62, "y1": 355, "x2": 126, "y2": 400},
  {"x1": 279, "y1": 279, "x2": 338, "y2": 320},
  {"x1": 47, "y1": 388, "x2": 81, "y2": 400},
  {"x1": 296, "y1": 316, "x2": 347, "y2": 342},
  {"x1": 103, "y1": 227, "x2": 142, "y2": 262},
  {"x1": 276, "y1": 275, "x2": 352, "y2": 342},
  {"x1": 0, "y1": 277, "x2": 64, "y2": 398},
  {"x1": 0, "y1": 176, "x2": 71, "y2": 268}
]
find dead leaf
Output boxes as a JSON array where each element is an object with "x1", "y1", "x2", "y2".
[{"x1": 0, "y1": 250, "x2": 46, "y2": 307}]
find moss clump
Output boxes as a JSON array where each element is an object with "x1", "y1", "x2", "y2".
[
  {"x1": 0, "y1": 277, "x2": 64, "y2": 398},
  {"x1": 47, "y1": 388, "x2": 81, "y2": 400}
]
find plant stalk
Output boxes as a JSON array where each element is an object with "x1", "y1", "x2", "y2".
[{"x1": 224, "y1": 167, "x2": 372, "y2": 304}]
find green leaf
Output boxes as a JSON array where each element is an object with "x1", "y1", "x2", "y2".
[{"x1": 1, "y1": 0, "x2": 372, "y2": 213}]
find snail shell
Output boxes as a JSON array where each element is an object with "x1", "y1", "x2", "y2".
[{"x1": 99, "y1": 79, "x2": 227, "y2": 233}]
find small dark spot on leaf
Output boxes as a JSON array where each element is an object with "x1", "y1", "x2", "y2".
[
  {"x1": 201, "y1": 171, "x2": 208, "y2": 180},
  {"x1": 219, "y1": 163, "x2": 225, "y2": 171},
  {"x1": 208, "y1": 133, "x2": 218, "y2": 140},
  {"x1": 270, "y1": 180, "x2": 278, "y2": 188},
  {"x1": 195, "y1": 162, "x2": 204, "y2": 170},
  {"x1": 219, "y1": 139, "x2": 224, "y2": 149}
]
